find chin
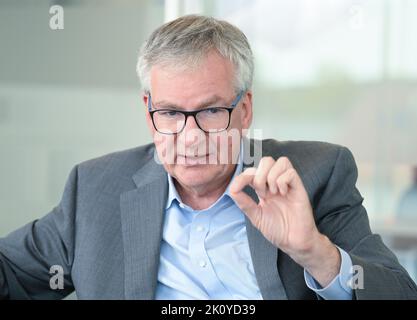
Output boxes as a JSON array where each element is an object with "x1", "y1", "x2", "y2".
[{"x1": 173, "y1": 164, "x2": 219, "y2": 187}]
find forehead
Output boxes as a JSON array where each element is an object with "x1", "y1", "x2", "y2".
[{"x1": 149, "y1": 51, "x2": 235, "y2": 105}]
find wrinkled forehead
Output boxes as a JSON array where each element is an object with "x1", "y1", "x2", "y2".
[{"x1": 148, "y1": 51, "x2": 236, "y2": 105}]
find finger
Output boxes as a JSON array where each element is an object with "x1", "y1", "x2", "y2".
[
  {"x1": 276, "y1": 167, "x2": 300, "y2": 197},
  {"x1": 267, "y1": 156, "x2": 292, "y2": 195},
  {"x1": 230, "y1": 167, "x2": 257, "y2": 194},
  {"x1": 252, "y1": 157, "x2": 275, "y2": 198},
  {"x1": 229, "y1": 168, "x2": 258, "y2": 216}
]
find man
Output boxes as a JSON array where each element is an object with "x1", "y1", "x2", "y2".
[{"x1": 0, "y1": 15, "x2": 416, "y2": 300}]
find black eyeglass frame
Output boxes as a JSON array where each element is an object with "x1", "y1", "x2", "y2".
[{"x1": 147, "y1": 91, "x2": 245, "y2": 134}]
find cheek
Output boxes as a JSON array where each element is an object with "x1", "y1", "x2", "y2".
[
  {"x1": 153, "y1": 134, "x2": 177, "y2": 163},
  {"x1": 207, "y1": 132, "x2": 240, "y2": 165}
]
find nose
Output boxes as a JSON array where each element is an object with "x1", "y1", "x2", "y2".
[
  {"x1": 183, "y1": 114, "x2": 199, "y2": 131},
  {"x1": 177, "y1": 115, "x2": 206, "y2": 150}
]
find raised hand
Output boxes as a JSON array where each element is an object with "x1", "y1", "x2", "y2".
[{"x1": 230, "y1": 156, "x2": 340, "y2": 287}]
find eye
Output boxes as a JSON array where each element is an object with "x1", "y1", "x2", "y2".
[
  {"x1": 203, "y1": 108, "x2": 219, "y2": 114},
  {"x1": 159, "y1": 110, "x2": 179, "y2": 117}
]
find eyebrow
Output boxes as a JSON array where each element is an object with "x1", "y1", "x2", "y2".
[{"x1": 152, "y1": 95, "x2": 227, "y2": 110}]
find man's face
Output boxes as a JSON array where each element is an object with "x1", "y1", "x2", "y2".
[{"x1": 143, "y1": 51, "x2": 253, "y2": 190}]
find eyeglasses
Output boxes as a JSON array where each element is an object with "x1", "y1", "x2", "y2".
[{"x1": 147, "y1": 91, "x2": 244, "y2": 135}]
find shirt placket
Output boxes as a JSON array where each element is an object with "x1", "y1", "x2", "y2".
[{"x1": 188, "y1": 210, "x2": 232, "y2": 299}]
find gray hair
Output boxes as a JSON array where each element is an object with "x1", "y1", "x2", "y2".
[{"x1": 136, "y1": 14, "x2": 254, "y2": 93}]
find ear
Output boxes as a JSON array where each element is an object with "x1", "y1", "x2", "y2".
[
  {"x1": 142, "y1": 92, "x2": 155, "y2": 134},
  {"x1": 142, "y1": 92, "x2": 149, "y2": 108},
  {"x1": 240, "y1": 91, "x2": 253, "y2": 130}
]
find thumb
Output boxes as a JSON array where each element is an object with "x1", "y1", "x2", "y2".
[{"x1": 229, "y1": 188, "x2": 258, "y2": 217}]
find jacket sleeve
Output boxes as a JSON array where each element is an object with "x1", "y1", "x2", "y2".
[
  {"x1": 314, "y1": 146, "x2": 417, "y2": 299},
  {"x1": 0, "y1": 166, "x2": 78, "y2": 299}
]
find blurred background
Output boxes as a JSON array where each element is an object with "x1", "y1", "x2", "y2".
[{"x1": 1, "y1": 0, "x2": 417, "y2": 286}]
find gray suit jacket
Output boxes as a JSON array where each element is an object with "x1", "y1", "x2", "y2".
[{"x1": 1, "y1": 139, "x2": 417, "y2": 299}]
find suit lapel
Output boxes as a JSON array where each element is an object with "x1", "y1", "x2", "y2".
[{"x1": 120, "y1": 158, "x2": 167, "y2": 299}]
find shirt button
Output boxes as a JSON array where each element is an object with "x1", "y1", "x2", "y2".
[
  {"x1": 196, "y1": 225, "x2": 204, "y2": 232},
  {"x1": 199, "y1": 260, "x2": 207, "y2": 268}
]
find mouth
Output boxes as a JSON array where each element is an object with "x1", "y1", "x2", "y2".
[{"x1": 176, "y1": 154, "x2": 212, "y2": 166}]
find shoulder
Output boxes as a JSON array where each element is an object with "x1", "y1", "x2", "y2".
[
  {"x1": 258, "y1": 139, "x2": 354, "y2": 173},
  {"x1": 73, "y1": 143, "x2": 156, "y2": 190},
  {"x1": 78, "y1": 143, "x2": 155, "y2": 171},
  {"x1": 260, "y1": 139, "x2": 343, "y2": 161}
]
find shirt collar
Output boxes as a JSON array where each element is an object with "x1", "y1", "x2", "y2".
[{"x1": 165, "y1": 139, "x2": 244, "y2": 210}]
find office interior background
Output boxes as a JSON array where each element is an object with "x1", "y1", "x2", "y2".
[{"x1": 1, "y1": 0, "x2": 417, "y2": 289}]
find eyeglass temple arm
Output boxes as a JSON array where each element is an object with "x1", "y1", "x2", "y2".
[
  {"x1": 231, "y1": 91, "x2": 245, "y2": 108},
  {"x1": 147, "y1": 93, "x2": 152, "y2": 111}
]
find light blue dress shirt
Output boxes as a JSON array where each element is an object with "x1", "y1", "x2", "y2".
[{"x1": 155, "y1": 144, "x2": 353, "y2": 300}]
